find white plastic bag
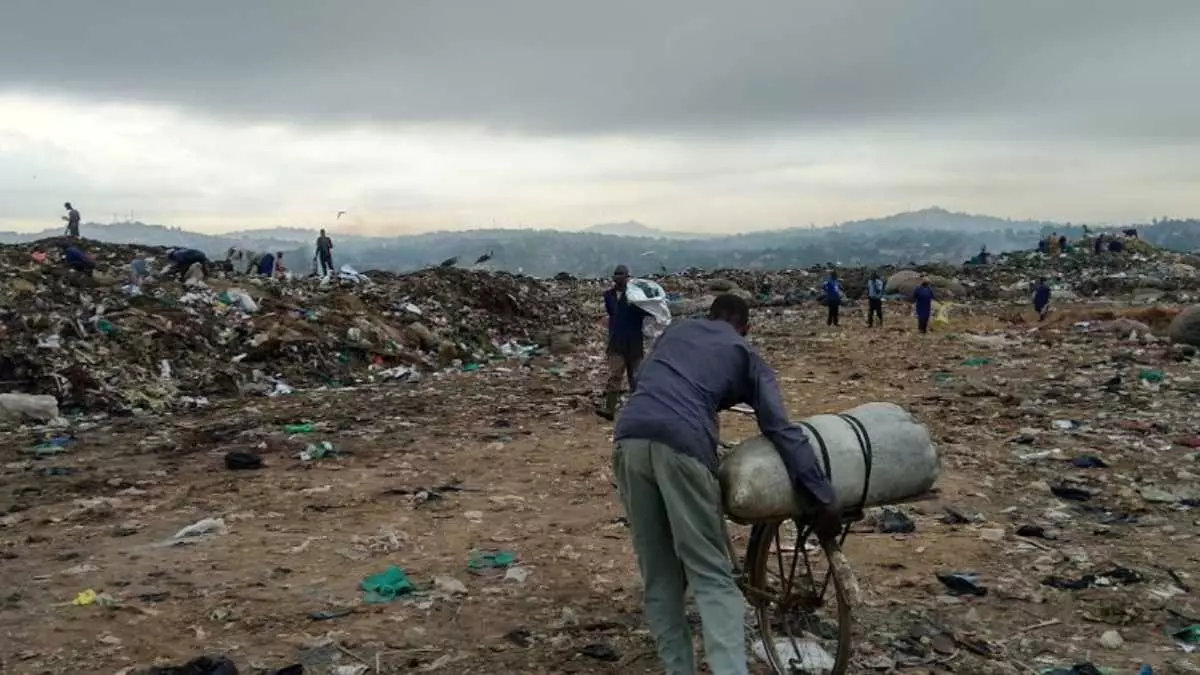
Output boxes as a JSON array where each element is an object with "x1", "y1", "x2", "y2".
[{"x1": 626, "y1": 278, "x2": 672, "y2": 338}]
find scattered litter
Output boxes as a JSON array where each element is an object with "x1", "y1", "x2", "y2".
[
  {"x1": 579, "y1": 643, "x2": 620, "y2": 662},
  {"x1": 468, "y1": 550, "x2": 518, "y2": 576},
  {"x1": 877, "y1": 508, "x2": 916, "y2": 534},
  {"x1": 170, "y1": 518, "x2": 228, "y2": 541},
  {"x1": 936, "y1": 572, "x2": 988, "y2": 596},
  {"x1": 299, "y1": 442, "x2": 338, "y2": 461},
  {"x1": 360, "y1": 565, "x2": 415, "y2": 603},
  {"x1": 223, "y1": 451, "x2": 263, "y2": 471}
]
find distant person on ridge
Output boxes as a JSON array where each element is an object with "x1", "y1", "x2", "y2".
[
  {"x1": 315, "y1": 229, "x2": 334, "y2": 276},
  {"x1": 59, "y1": 242, "x2": 95, "y2": 276},
  {"x1": 823, "y1": 270, "x2": 842, "y2": 327},
  {"x1": 1093, "y1": 234, "x2": 1105, "y2": 255},
  {"x1": 1058, "y1": 234, "x2": 1068, "y2": 253},
  {"x1": 612, "y1": 294, "x2": 840, "y2": 675},
  {"x1": 1048, "y1": 233, "x2": 1060, "y2": 255},
  {"x1": 62, "y1": 202, "x2": 81, "y2": 238},
  {"x1": 866, "y1": 271, "x2": 885, "y2": 328},
  {"x1": 913, "y1": 279, "x2": 935, "y2": 334},
  {"x1": 1033, "y1": 277, "x2": 1052, "y2": 321},
  {"x1": 597, "y1": 264, "x2": 648, "y2": 420}
]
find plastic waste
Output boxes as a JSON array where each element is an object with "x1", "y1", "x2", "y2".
[
  {"x1": 936, "y1": 572, "x2": 988, "y2": 596},
  {"x1": 224, "y1": 451, "x2": 263, "y2": 471},
  {"x1": 878, "y1": 508, "x2": 915, "y2": 533},
  {"x1": 171, "y1": 517, "x2": 228, "y2": 540},
  {"x1": 0, "y1": 393, "x2": 61, "y2": 423},
  {"x1": 468, "y1": 549, "x2": 518, "y2": 574},
  {"x1": 752, "y1": 638, "x2": 835, "y2": 673},
  {"x1": 719, "y1": 402, "x2": 939, "y2": 520},
  {"x1": 360, "y1": 565, "x2": 415, "y2": 603},
  {"x1": 299, "y1": 442, "x2": 336, "y2": 461},
  {"x1": 284, "y1": 423, "x2": 314, "y2": 433},
  {"x1": 625, "y1": 278, "x2": 672, "y2": 339}
]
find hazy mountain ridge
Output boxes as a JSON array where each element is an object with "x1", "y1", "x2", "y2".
[{"x1": 3, "y1": 208, "x2": 1195, "y2": 277}]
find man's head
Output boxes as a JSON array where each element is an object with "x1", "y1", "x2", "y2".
[
  {"x1": 870, "y1": 272, "x2": 879, "y2": 280},
  {"x1": 277, "y1": 251, "x2": 284, "y2": 258},
  {"x1": 64, "y1": 202, "x2": 72, "y2": 210},
  {"x1": 611, "y1": 265, "x2": 630, "y2": 289},
  {"x1": 320, "y1": 229, "x2": 326, "y2": 236},
  {"x1": 708, "y1": 294, "x2": 750, "y2": 335},
  {"x1": 920, "y1": 279, "x2": 930, "y2": 287},
  {"x1": 1039, "y1": 276, "x2": 1047, "y2": 284},
  {"x1": 828, "y1": 270, "x2": 838, "y2": 280}
]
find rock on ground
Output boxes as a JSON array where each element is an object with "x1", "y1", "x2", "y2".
[{"x1": 1168, "y1": 304, "x2": 1200, "y2": 346}]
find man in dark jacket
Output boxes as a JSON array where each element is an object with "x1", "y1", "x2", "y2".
[
  {"x1": 1033, "y1": 277, "x2": 1052, "y2": 321},
  {"x1": 866, "y1": 272, "x2": 885, "y2": 327},
  {"x1": 598, "y1": 265, "x2": 647, "y2": 419},
  {"x1": 913, "y1": 280, "x2": 935, "y2": 334},
  {"x1": 822, "y1": 271, "x2": 842, "y2": 327},
  {"x1": 613, "y1": 294, "x2": 840, "y2": 675}
]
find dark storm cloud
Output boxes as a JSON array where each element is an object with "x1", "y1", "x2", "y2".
[{"x1": 1, "y1": 0, "x2": 1198, "y2": 136}]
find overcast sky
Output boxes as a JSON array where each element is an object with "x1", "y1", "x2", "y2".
[{"x1": 1, "y1": 1, "x2": 1198, "y2": 235}]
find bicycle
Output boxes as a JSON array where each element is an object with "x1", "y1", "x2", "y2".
[{"x1": 728, "y1": 492, "x2": 936, "y2": 674}]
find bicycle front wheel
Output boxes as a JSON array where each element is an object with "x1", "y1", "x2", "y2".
[{"x1": 743, "y1": 518, "x2": 853, "y2": 674}]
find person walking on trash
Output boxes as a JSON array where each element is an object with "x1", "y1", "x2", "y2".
[
  {"x1": 913, "y1": 279, "x2": 935, "y2": 334},
  {"x1": 823, "y1": 270, "x2": 842, "y2": 327},
  {"x1": 613, "y1": 294, "x2": 841, "y2": 675},
  {"x1": 1033, "y1": 277, "x2": 1052, "y2": 321},
  {"x1": 62, "y1": 202, "x2": 81, "y2": 238},
  {"x1": 866, "y1": 271, "x2": 885, "y2": 327},
  {"x1": 597, "y1": 264, "x2": 649, "y2": 420}
]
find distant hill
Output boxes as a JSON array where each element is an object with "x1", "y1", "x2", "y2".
[
  {"x1": 2, "y1": 208, "x2": 1193, "y2": 277},
  {"x1": 582, "y1": 220, "x2": 711, "y2": 239}
]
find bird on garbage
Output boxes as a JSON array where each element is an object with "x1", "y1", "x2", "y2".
[
  {"x1": 474, "y1": 251, "x2": 493, "y2": 265},
  {"x1": 439, "y1": 256, "x2": 458, "y2": 268}
]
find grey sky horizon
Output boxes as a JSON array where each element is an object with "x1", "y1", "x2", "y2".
[{"x1": 1, "y1": 1, "x2": 1198, "y2": 235}]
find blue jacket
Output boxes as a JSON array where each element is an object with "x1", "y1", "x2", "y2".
[
  {"x1": 64, "y1": 246, "x2": 89, "y2": 265},
  {"x1": 823, "y1": 279, "x2": 842, "y2": 303},
  {"x1": 914, "y1": 286, "x2": 935, "y2": 315},
  {"x1": 616, "y1": 319, "x2": 836, "y2": 507},
  {"x1": 867, "y1": 278, "x2": 885, "y2": 299},
  {"x1": 1034, "y1": 284, "x2": 1051, "y2": 308},
  {"x1": 604, "y1": 287, "x2": 647, "y2": 355},
  {"x1": 257, "y1": 253, "x2": 276, "y2": 276}
]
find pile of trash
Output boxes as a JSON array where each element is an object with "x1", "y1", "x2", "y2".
[
  {"x1": 0, "y1": 239, "x2": 593, "y2": 414},
  {"x1": 959, "y1": 245, "x2": 1200, "y2": 302},
  {"x1": 645, "y1": 241, "x2": 1200, "y2": 308}
]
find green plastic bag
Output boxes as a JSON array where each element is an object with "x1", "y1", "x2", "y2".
[
  {"x1": 467, "y1": 550, "x2": 518, "y2": 573},
  {"x1": 360, "y1": 565, "x2": 415, "y2": 604}
]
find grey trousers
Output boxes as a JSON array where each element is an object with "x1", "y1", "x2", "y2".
[{"x1": 613, "y1": 439, "x2": 748, "y2": 675}]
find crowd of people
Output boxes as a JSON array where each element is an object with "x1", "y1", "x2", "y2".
[{"x1": 54, "y1": 201, "x2": 342, "y2": 284}]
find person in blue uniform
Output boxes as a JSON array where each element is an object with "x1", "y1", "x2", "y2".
[{"x1": 913, "y1": 279, "x2": 935, "y2": 334}]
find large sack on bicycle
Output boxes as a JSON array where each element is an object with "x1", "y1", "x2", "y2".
[{"x1": 719, "y1": 402, "x2": 939, "y2": 521}]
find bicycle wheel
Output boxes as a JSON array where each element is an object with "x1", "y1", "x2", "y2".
[{"x1": 743, "y1": 518, "x2": 853, "y2": 674}]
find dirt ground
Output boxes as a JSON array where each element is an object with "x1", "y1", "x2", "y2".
[{"x1": 1, "y1": 303, "x2": 1198, "y2": 674}]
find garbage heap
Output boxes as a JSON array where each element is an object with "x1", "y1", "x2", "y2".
[
  {"x1": 0, "y1": 239, "x2": 592, "y2": 414},
  {"x1": 959, "y1": 243, "x2": 1200, "y2": 301},
  {"x1": 649, "y1": 241, "x2": 1200, "y2": 308}
]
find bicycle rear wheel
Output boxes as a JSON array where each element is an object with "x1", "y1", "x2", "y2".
[{"x1": 743, "y1": 518, "x2": 853, "y2": 674}]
